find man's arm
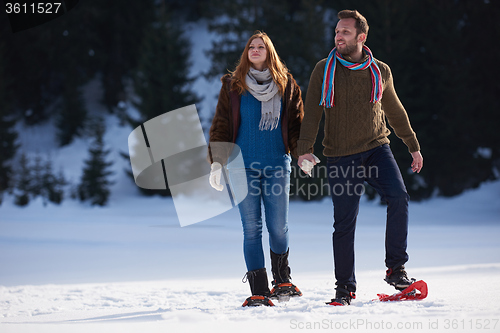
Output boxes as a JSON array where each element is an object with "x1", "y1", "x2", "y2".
[
  {"x1": 296, "y1": 60, "x2": 327, "y2": 157},
  {"x1": 380, "y1": 66, "x2": 420, "y2": 154},
  {"x1": 381, "y1": 65, "x2": 423, "y2": 172}
]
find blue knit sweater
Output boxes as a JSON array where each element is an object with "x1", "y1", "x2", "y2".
[{"x1": 235, "y1": 92, "x2": 289, "y2": 169}]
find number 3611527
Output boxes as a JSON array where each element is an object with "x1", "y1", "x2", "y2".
[{"x1": 6, "y1": 3, "x2": 62, "y2": 14}]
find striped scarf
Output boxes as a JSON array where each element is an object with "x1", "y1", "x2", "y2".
[{"x1": 320, "y1": 45, "x2": 382, "y2": 107}]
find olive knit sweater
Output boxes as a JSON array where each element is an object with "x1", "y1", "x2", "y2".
[{"x1": 297, "y1": 53, "x2": 420, "y2": 157}]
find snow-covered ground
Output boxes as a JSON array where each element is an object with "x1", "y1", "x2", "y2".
[
  {"x1": 3, "y1": 18, "x2": 500, "y2": 333},
  {"x1": 1, "y1": 180, "x2": 500, "y2": 332}
]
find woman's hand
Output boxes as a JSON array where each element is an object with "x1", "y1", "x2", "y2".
[{"x1": 209, "y1": 162, "x2": 224, "y2": 191}]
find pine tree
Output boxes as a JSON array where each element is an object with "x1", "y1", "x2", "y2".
[
  {"x1": 41, "y1": 158, "x2": 66, "y2": 205},
  {"x1": 30, "y1": 155, "x2": 44, "y2": 198},
  {"x1": 87, "y1": 0, "x2": 157, "y2": 111},
  {"x1": 78, "y1": 119, "x2": 114, "y2": 206},
  {"x1": 1, "y1": 3, "x2": 90, "y2": 124},
  {"x1": 1, "y1": 0, "x2": 156, "y2": 124},
  {"x1": 14, "y1": 153, "x2": 32, "y2": 207},
  {"x1": 0, "y1": 41, "x2": 19, "y2": 204},
  {"x1": 206, "y1": 0, "x2": 334, "y2": 88},
  {"x1": 51, "y1": 169, "x2": 67, "y2": 204},
  {"x1": 127, "y1": 4, "x2": 200, "y2": 196},
  {"x1": 449, "y1": 0, "x2": 500, "y2": 194},
  {"x1": 0, "y1": 115, "x2": 17, "y2": 204},
  {"x1": 55, "y1": 85, "x2": 88, "y2": 146},
  {"x1": 133, "y1": 11, "x2": 199, "y2": 124}
]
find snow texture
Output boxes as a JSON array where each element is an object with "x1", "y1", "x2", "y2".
[
  {"x1": 2, "y1": 19, "x2": 500, "y2": 333},
  {"x1": 1, "y1": 181, "x2": 500, "y2": 333}
]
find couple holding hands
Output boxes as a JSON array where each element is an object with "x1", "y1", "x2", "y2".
[{"x1": 207, "y1": 9, "x2": 423, "y2": 307}]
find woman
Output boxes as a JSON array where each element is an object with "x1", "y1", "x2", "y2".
[{"x1": 208, "y1": 31, "x2": 304, "y2": 307}]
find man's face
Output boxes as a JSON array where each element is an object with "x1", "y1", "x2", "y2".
[{"x1": 335, "y1": 18, "x2": 363, "y2": 56}]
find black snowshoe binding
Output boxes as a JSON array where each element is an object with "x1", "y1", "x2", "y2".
[
  {"x1": 327, "y1": 286, "x2": 356, "y2": 306},
  {"x1": 242, "y1": 268, "x2": 274, "y2": 307},
  {"x1": 269, "y1": 249, "x2": 302, "y2": 302},
  {"x1": 242, "y1": 295, "x2": 275, "y2": 307},
  {"x1": 384, "y1": 265, "x2": 416, "y2": 291},
  {"x1": 270, "y1": 282, "x2": 302, "y2": 301}
]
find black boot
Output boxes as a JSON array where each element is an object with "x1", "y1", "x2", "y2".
[
  {"x1": 384, "y1": 265, "x2": 415, "y2": 290},
  {"x1": 269, "y1": 249, "x2": 302, "y2": 299},
  {"x1": 327, "y1": 285, "x2": 356, "y2": 306},
  {"x1": 242, "y1": 268, "x2": 274, "y2": 307}
]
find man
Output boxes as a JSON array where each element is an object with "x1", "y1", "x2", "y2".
[{"x1": 297, "y1": 9, "x2": 423, "y2": 306}]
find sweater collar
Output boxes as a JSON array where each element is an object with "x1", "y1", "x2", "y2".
[{"x1": 342, "y1": 49, "x2": 369, "y2": 64}]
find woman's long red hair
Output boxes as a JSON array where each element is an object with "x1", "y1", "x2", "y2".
[{"x1": 230, "y1": 31, "x2": 288, "y2": 95}]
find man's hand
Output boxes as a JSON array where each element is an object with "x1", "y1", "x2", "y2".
[
  {"x1": 411, "y1": 151, "x2": 423, "y2": 173},
  {"x1": 298, "y1": 153, "x2": 321, "y2": 176}
]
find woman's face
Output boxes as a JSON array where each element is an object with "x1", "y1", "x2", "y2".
[{"x1": 248, "y1": 38, "x2": 267, "y2": 70}]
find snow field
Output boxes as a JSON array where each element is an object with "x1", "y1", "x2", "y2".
[
  {"x1": 1, "y1": 180, "x2": 500, "y2": 332},
  {"x1": 1, "y1": 264, "x2": 500, "y2": 333},
  {"x1": 2, "y1": 17, "x2": 500, "y2": 333}
]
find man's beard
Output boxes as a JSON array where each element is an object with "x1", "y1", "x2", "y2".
[{"x1": 336, "y1": 41, "x2": 358, "y2": 57}]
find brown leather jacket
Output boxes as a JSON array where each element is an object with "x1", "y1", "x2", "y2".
[{"x1": 208, "y1": 73, "x2": 304, "y2": 164}]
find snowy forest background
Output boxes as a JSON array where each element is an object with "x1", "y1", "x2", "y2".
[
  {"x1": 1, "y1": 0, "x2": 499, "y2": 207},
  {"x1": 1, "y1": 2, "x2": 500, "y2": 331}
]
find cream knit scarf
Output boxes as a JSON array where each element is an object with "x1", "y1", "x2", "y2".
[{"x1": 245, "y1": 67, "x2": 281, "y2": 131}]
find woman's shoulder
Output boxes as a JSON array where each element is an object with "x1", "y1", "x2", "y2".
[
  {"x1": 220, "y1": 73, "x2": 232, "y2": 83},
  {"x1": 286, "y1": 71, "x2": 299, "y2": 86}
]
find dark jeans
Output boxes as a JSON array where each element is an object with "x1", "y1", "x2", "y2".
[{"x1": 327, "y1": 144, "x2": 409, "y2": 291}]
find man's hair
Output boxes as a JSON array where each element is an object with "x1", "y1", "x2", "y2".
[{"x1": 338, "y1": 10, "x2": 369, "y2": 39}]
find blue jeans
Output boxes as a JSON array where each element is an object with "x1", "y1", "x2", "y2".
[
  {"x1": 229, "y1": 162, "x2": 291, "y2": 272},
  {"x1": 327, "y1": 144, "x2": 409, "y2": 291}
]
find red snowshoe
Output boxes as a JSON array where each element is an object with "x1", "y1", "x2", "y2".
[{"x1": 376, "y1": 280, "x2": 428, "y2": 302}]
